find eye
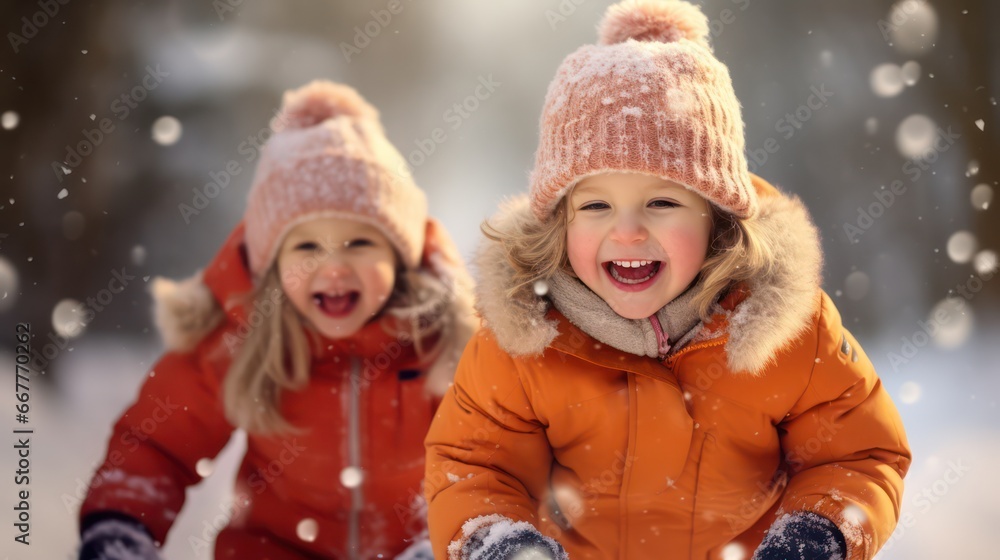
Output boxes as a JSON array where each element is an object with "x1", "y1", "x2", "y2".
[
  {"x1": 649, "y1": 199, "x2": 679, "y2": 209},
  {"x1": 346, "y1": 238, "x2": 374, "y2": 248},
  {"x1": 580, "y1": 202, "x2": 610, "y2": 211},
  {"x1": 294, "y1": 241, "x2": 319, "y2": 251}
]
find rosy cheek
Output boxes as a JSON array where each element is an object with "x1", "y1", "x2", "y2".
[
  {"x1": 566, "y1": 228, "x2": 598, "y2": 277},
  {"x1": 664, "y1": 227, "x2": 709, "y2": 270}
]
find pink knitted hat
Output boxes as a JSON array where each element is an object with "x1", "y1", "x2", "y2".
[
  {"x1": 244, "y1": 80, "x2": 427, "y2": 277},
  {"x1": 530, "y1": 0, "x2": 757, "y2": 220},
  {"x1": 244, "y1": 81, "x2": 427, "y2": 276}
]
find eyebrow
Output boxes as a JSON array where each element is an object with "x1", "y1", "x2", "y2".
[{"x1": 571, "y1": 183, "x2": 604, "y2": 197}]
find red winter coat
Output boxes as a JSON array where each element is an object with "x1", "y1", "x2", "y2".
[{"x1": 80, "y1": 219, "x2": 477, "y2": 559}]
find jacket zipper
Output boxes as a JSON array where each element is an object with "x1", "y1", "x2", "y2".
[
  {"x1": 663, "y1": 336, "x2": 728, "y2": 369},
  {"x1": 347, "y1": 358, "x2": 363, "y2": 560},
  {"x1": 648, "y1": 315, "x2": 672, "y2": 358}
]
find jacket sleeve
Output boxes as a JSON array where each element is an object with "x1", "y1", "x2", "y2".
[
  {"x1": 773, "y1": 293, "x2": 911, "y2": 559},
  {"x1": 78, "y1": 330, "x2": 236, "y2": 545},
  {"x1": 424, "y1": 329, "x2": 555, "y2": 559}
]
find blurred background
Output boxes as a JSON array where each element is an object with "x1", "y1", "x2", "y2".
[{"x1": 0, "y1": 0, "x2": 997, "y2": 558}]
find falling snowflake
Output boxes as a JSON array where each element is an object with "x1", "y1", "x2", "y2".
[
  {"x1": 1, "y1": 110, "x2": 18, "y2": 130},
  {"x1": 946, "y1": 231, "x2": 977, "y2": 264},
  {"x1": 899, "y1": 381, "x2": 921, "y2": 404},
  {"x1": 53, "y1": 299, "x2": 87, "y2": 339},
  {"x1": 340, "y1": 466, "x2": 363, "y2": 488},
  {"x1": 152, "y1": 116, "x2": 183, "y2": 146},
  {"x1": 871, "y1": 63, "x2": 905, "y2": 98},
  {"x1": 533, "y1": 280, "x2": 549, "y2": 296},
  {"x1": 195, "y1": 458, "x2": 214, "y2": 478},
  {"x1": 296, "y1": 518, "x2": 318, "y2": 542},
  {"x1": 970, "y1": 184, "x2": 992, "y2": 210}
]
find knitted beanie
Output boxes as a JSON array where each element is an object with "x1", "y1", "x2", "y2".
[
  {"x1": 243, "y1": 80, "x2": 427, "y2": 277},
  {"x1": 529, "y1": 0, "x2": 757, "y2": 220}
]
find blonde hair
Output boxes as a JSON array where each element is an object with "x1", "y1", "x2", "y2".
[
  {"x1": 482, "y1": 195, "x2": 772, "y2": 322},
  {"x1": 222, "y1": 260, "x2": 442, "y2": 435},
  {"x1": 481, "y1": 198, "x2": 572, "y2": 303},
  {"x1": 692, "y1": 203, "x2": 773, "y2": 318}
]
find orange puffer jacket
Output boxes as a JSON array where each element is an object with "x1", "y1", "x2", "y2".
[
  {"x1": 425, "y1": 174, "x2": 910, "y2": 559},
  {"x1": 80, "y1": 219, "x2": 477, "y2": 559}
]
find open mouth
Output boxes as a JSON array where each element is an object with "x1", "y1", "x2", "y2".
[
  {"x1": 312, "y1": 291, "x2": 360, "y2": 318},
  {"x1": 604, "y1": 260, "x2": 662, "y2": 288}
]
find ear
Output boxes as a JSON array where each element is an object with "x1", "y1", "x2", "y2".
[
  {"x1": 420, "y1": 217, "x2": 466, "y2": 276},
  {"x1": 418, "y1": 217, "x2": 480, "y2": 397}
]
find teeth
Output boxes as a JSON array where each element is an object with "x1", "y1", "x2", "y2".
[
  {"x1": 609, "y1": 262, "x2": 659, "y2": 284},
  {"x1": 612, "y1": 260, "x2": 651, "y2": 268}
]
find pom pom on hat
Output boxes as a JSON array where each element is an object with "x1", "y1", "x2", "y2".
[
  {"x1": 273, "y1": 79, "x2": 380, "y2": 131},
  {"x1": 245, "y1": 79, "x2": 429, "y2": 275},
  {"x1": 530, "y1": 0, "x2": 757, "y2": 220},
  {"x1": 598, "y1": 0, "x2": 711, "y2": 51}
]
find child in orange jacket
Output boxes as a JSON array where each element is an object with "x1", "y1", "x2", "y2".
[
  {"x1": 425, "y1": 1, "x2": 910, "y2": 559},
  {"x1": 78, "y1": 81, "x2": 477, "y2": 559}
]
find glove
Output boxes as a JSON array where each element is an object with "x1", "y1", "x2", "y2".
[
  {"x1": 453, "y1": 515, "x2": 567, "y2": 560},
  {"x1": 395, "y1": 537, "x2": 434, "y2": 560},
  {"x1": 752, "y1": 512, "x2": 847, "y2": 560},
  {"x1": 79, "y1": 512, "x2": 162, "y2": 560}
]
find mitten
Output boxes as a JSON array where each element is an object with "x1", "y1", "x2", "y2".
[
  {"x1": 752, "y1": 511, "x2": 847, "y2": 560},
  {"x1": 79, "y1": 512, "x2": 162, "y2": 560},
  {"x1": 450, "y1": 515, "x2": 568, "y2": 560}
]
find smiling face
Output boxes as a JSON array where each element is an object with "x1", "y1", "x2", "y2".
[
  {"x1": 566, "y1": 172, "x2": 713, "y2": 320},
  {"x1": 277, "y1": 217, "x2": 398, "y2": 339}
]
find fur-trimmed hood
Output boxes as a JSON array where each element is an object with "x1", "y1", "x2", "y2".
[
  {"x1": 473, "y1": 173, "x2": 823, "y2": 375},
  {"x1": 148, "y1": 219, "x2": 478, "y2": 396}
]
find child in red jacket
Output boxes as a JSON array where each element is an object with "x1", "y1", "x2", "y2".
[{"x1": 78, "y1": 81, "x2": 477, "y2": 559}]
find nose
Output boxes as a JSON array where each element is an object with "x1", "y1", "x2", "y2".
[
  {"x1": 608, "y1": 212, "x2": 648, "y2": 245},
  {"x1": 316, "y1": 253, "x2": 351, "y2": 278}
]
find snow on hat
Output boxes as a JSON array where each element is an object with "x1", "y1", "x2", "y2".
[
  {"x1": 243, "y1": 80, "x2": 427, "y2": 277},
  {"x1": 529, "y1": 0, "x2": 758, "y2": 220}
]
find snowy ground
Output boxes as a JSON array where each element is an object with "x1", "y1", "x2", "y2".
[{"x1": 1, "y1": 327, "x2": 997, "y2": 559}]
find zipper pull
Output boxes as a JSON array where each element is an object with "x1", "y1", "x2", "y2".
[{"x1": 648, "y1": 314, "x2": 672, "y2": 359}]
